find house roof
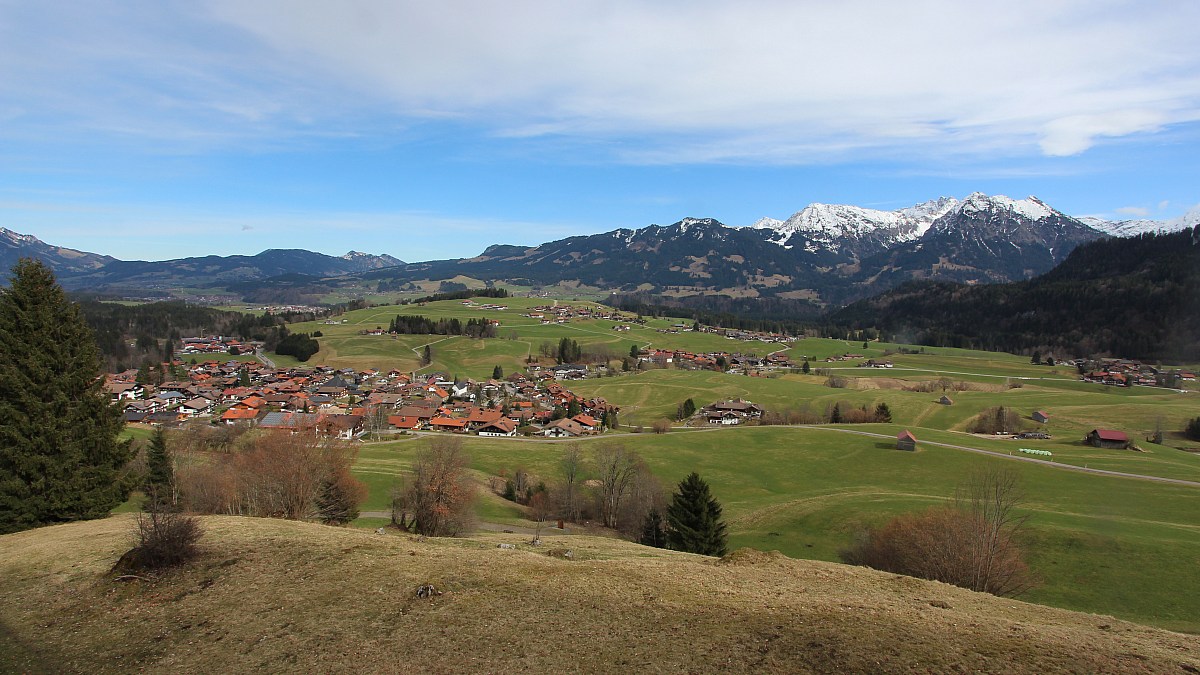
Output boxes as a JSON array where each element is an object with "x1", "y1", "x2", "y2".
[
  {"x1": 388, "y1": 415, "x2": 423, "y2": 429},
  {"x1": 1092, "y1": 429, "x2": 1128, "y2": 442},
  {"x1": 221, "y1": 408, "x2": 260, "y2": 420},
  {"x1": 897, "y1": 430, "x2": 917, "y2": 442},
  {"x1": 478, "y1": 418, "x2": 517, "y2": 433},
  {"x1": 430, "y1": 416, "x2": 468, "y2": 428}
]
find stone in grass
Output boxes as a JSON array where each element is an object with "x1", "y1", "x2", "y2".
[
  {"x1": 415, "y1": 584, "x2": 441, "y2": 599},
  {"x1": 546, "y1": 548, "x2": 574, "y2": 560}
]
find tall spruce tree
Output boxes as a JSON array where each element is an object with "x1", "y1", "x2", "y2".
[
  {"x1": 0, "y1": 258, "x2": 132, "y2": 533},
  {"x1": 666, "y1": 472, "x2": 727, "y2": 556},
  {"x1": 143, "y1": 427, "x2": 174, "y2": 512}
]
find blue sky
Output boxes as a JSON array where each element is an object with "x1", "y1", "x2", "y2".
[{"x1": 2, "y1": 1, "x2": 1199, "y2": 262}]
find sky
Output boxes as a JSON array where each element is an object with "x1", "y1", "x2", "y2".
[{"x1": 2, "y1": 0, "x2": 1199, "y2": 263}]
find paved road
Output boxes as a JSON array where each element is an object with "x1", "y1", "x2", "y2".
[
  {"x1": 363, "y1": 424, "x2": 1200, "y2": 487},
  {"x1": 769, "y1": 425, "x2": 1200, "y2": 488},
  {"x1": 255, "y1": 348, "x2": 275, "y2": 369}
]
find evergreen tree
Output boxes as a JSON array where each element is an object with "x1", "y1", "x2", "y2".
[
  {"x1": 802, "y1": 360, "x2": 811, "y2": 374},
  {"x1": 666, "y1": 472, "x2": 728, "y2": 556},
  {"x1": 874, "y1": 402, "x2": 892, "y2": 423},
  {"x1": 0, "y1": 258, "x2": 132, "y2": 534},
  {"x1": 629, "y1": 344, "x2": 640, "y2": 359},
  {"x1": 639, "y1": 507, "x2": 667, "y2": 548},
  {"x1": 316, "y1": 474, "x2": 361, "y2": 525},
  {"x1": 492, "y1": 364, "x2": 503, "y2": 379},
  {"x1": 143, "y1": 428, "x2": 174, "y2": 512},
  {"x1": 829, "y1": 403, "x2": 843, "y2": 423}
]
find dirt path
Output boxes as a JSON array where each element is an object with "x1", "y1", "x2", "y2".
[{"x1": 359, "y1": 511, "x2": 578, "y2": 536}]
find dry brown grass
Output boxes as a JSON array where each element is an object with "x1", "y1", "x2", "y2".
[{"x1": 1, "y1": 515, "x2": 1197, "y2": 674}]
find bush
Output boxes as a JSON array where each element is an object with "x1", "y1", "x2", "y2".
[
  {"x1": 840, "y1": 469, "x2": 1033, "y2": 597},
  {"x1": 1186, "y1": 416, "x2": 1200, "y2": 442},
  {"x1": 651, "y1": 419, "x2": 672, "y2": 434},
  {"x1": 116, "y1": 510, "x2": 204, "y2": 573},
  {"x1": 968, "y1": 406, "x2": 1024, "y2": 434}
]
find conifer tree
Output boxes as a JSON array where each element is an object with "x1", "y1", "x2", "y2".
[
  {"x1": 639, "y1": 507, "x2": 667, "y2": 548},
  {"x1": 666, "y1": 472, "x2": 727, "y2": 556},
  {"x1": 0, "y1": 258, "x2": 132, "y2": 533},
  {"x1": 143, "y1": 428, "x2": 175, "y2": 512}
]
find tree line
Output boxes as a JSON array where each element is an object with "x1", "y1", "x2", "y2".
[{"x1": 387, "y1": 314, "x2": 498, "y2": 338}]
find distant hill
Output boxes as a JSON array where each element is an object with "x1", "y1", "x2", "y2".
[
  {"x1": 829, "y1": 226, "x2": 1200, "y2": 361},
  {"x1": 58, "y1": 249, "x2": 404, "y2": 291},
  {"x1": 1, "y1": 515, "x2": 1195, "y2": 673},
  {"x1": 1, "y1": 227, "x2": 115, "y2": 276}
]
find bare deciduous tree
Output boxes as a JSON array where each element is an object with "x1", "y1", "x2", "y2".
[
  {"x1": 556, "y1": 443, "x2": 585, "y2": 523},
  {"x1": 528, "y1": 491, "x2": 552, "y2": 543},
  {"x1": 406, "y1": 437, "x2": 476, "y2": 536},
  {"x1": 593, "y1": 443, "x2": 639, "y2": 529},
  {"x1": 957, "y1": 467, "x2": 1033, "y2": 597}
]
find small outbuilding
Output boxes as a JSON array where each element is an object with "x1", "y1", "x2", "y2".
[
  {"x1": 1032, "y1": 410, "x2": 1050, "y2": 424},
  {"x1": 938, "y1": 395, "x2": 954, "y2": 405},
  {"x1": 1086, "y1": 429, "x2": 1129, "y2": 449},
  {"x1": 896, "y1": 429, "x2": 918, "y2": 451}
]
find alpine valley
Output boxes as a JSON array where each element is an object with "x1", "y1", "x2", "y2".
[{"x1": 4, "y1": 193, "x2": 1198, "y2": 308}]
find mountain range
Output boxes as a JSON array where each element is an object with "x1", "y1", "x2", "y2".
[{"x1": 4, "y1": 194, "x2": 1198, "y2": 306}]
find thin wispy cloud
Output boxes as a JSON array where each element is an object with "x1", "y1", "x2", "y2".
[{"x1": 2, "y1": 1, "x2": 1198, "y2": 164}]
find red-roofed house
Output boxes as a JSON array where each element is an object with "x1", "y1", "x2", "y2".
[
  {"x1": 430, "y1": 416, "x2": 469, "y2": 433},
  {"x1": 896, "y1": 430, "x2": 917, "y2": 451}
]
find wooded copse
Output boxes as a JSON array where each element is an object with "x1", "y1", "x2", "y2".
[{"x1": 388, "y1": 314, "x2": 498, "y2": 338}]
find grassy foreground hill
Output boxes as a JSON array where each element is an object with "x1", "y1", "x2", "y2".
[{"x1": 2, "y1": 516, "x2": 1197, "y2": 674}]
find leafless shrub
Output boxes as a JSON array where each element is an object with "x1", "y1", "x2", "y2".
[
  {"x1": 840, "y1": 468, "x2": 1033, "y2": 597},
  {"x1": 115, "y1": 509, "x2": 204, "y2": 573},
  {"x1": 176, "y1": 430, "x2": 366, "y2": 522},
  {"x1": 651, "y1": 419, "x2": 672, "y2": 434}
]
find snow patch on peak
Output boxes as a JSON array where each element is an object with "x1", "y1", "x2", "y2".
[
  {"x1": 1081, "y1": 205, "x2": 1200, "y2": 237},
  {"x1": 749, "y1": 217, "x2": 784, "y2": 230},
  {"x1": 958, "y1": 193, "x2": 1053, "y2": 221}
]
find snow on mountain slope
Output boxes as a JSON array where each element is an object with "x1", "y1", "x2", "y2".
[
  {"x1": 748, "y1": 197, "x2": 959, "y2": 253},
  {"x1": 1078, "y1": 205, "x2": 1199, "y2": 237}
]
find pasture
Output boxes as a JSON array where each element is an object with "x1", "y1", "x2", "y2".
[{"x1": 350, "y1": 425, "x2": 1200, "y2": 632}]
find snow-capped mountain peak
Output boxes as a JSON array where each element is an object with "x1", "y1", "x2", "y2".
[
  {"x1": 1081, "y1": 205, "x2": 1200, "y2": 237},
  {"x1": 746, "y1": 197, "x2": 959, "y2": 254},
  {"x1": 957, "y1": 193, "x2": 1053, "y2": 221}
]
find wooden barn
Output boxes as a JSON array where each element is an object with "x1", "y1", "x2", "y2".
[
  {"x1": 1087, "y1": 429, "x2": 1129, "y2": 449},
  {"x1": 896, "y1": 429, "x2": 918, "y2": 451},
  {"x1": 938, "y1": 395, "x2": 954, "y2": 405},
  {"x1": 1032, "y1": 410, "x2": 1050, "y2": 424}
]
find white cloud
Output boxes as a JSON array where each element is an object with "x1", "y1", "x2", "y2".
[
  {"x1": 3, "y1": 1, "x2": 1200, "y2": 163},
  {"x1": 1115, "y1": 206, "x2": 1150, "y2": 217}
]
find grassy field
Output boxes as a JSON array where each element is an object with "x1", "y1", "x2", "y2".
[
  {"x1": 348, "y1": 426, "x2": 1200, "y2": 633},
  {"x1": 258, "y1": 304, "x2": 1200, "y2": 631},
  {"x1": 279, "y1": 298, "x2": 791, "y2": 378},
  {"x1": 7, "y1": 516, "x2": 1196, "y2": 673}
]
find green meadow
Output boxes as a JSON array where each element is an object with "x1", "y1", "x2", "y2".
[
  {"x1": 264, "y1": 298, "x2": 1200, "y2": 631},
  {"x1": 350, "y1": 426, "x2": 1200, "y2": 633}
]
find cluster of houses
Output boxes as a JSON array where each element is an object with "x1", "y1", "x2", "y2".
[
  {"x1": 635, "y1": 348, "x2": 794, "y2": 373},
  {"x1": 460, "y1": 300, "x2": 509, "y2": 311},
  {"x1": 522, "y1": 304, "x2": 639, "y2": 325},
  {"x1": 178, "y1": 336, "x2": 255, "y2": 356},
  {"x1": 106, "y1": 360, "x2": 618, "y2": 439},
  {"x1": 1078, "y1": 358, "x2": 1196, "y2": 388},
  {"x1": 693, "y1": 325, "x2": 797, "y2": 345},
  {"x1": 245, "y1": 304, "x2": 324, "y2": 315}
]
